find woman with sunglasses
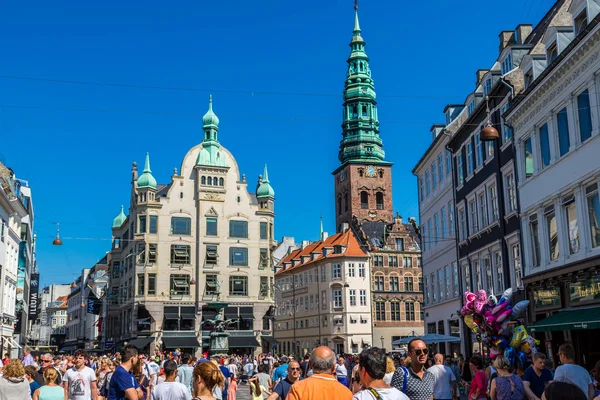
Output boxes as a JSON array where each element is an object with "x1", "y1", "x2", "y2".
[{"x1": 466, "y1": 355, "x2": 488, "y2": 400}]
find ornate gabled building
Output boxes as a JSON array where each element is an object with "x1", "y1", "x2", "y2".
[
  {"x1": 107, "y1": 97, "x2": 276, "y2": 356},
  {"x1": 332, "y1": 6, "x2": 424, "y2": 351}
]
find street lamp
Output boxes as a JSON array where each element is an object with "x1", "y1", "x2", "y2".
[
  {"x1": 480, "y1": 96, "x2": 499, "y2": 141},
  {"x1": 52, "y1": 222, "x2": 63, "y2": 246},
  {"x1": 380, "y1": 335, "x2": 384, "y2": 349}
]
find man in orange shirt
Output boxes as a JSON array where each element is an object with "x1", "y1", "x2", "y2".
[{"x1": 286, "y1": 346, "x2": 352, "y2": 400}]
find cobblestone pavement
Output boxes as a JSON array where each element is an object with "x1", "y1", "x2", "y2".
[{"x1": 233, "y1": 381, "x2": 252, "y2": 400}]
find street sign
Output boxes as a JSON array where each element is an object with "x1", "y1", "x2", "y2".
[{"x1": 104, "y1": 341, "x2": 115, "y2": 349}]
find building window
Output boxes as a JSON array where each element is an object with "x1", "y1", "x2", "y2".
[
  {"x1": 502, "y1": 104, "x2": 513, "y2": 142},
  {"x1": 483, "y1": 257, "x2": 493, "y2": 294},
  {"x1": 556, "y1": 108, "x2": 570, "y2": 157},
  {"x1": 427, "y1": 219, "x2": 433, "y2": 247},
  {"x1": 432, "y1": 163, "x2": 437, "y2": 190},
  {"x1": 463, "y1": 264, "x2": 471, "y2": 293},
  {"x1": 170, "y1": 275, "x2": 190, "y2": 296},
  {"x1": 148, "y1": 274, "x2": 156, "y2": 295},
  {"x1": 137, "y1": 274, "x2": 145, "y2": 296},
  {"x1": 524, "y1": 138, "x2": 534, "y2": 179},
  {"x1": 170, "y1": 245, "x2": 191, "y2": 265},
  {"x1": 229, "y1": 276, "x2": 248, "y2": 296},
  {"x1": 418, "y1": 277, "x2": 423, "y2": 292},
  {"x1": 437, "y1": 269, "x2": 444, "y2": 300},
  {"x1": 396, "y1": 238, "x2": 404, "y2": 251},
  {"x1": 469, "y1": 199, "x2": 478, "y2": 234},
  {"x1": 405, "y1": 302, "x2": 415, "y2": 321},
  {"x1": 322, "y1": 291, "x2": 327, "y2": 310},
  {"x1": 431, "y1": 272, "x2": 436, "y2": 302},
  {"x1": 483, "y1": 77, "x2": 492, "y2": 97},
  {"x1": 419, "y1": 177, "x2": 424, "y2": 202},
  {"x1": 512, "y1": 244, "x2": 523, "y2": 289},
  {"x1": 349, "y1": 289, "x2": 356, "y2": 306},
  {"x1": 441, "y1": 208, "x2": 447, "y2": 239},
  {"x1": 205, "y1": 275, "x2": 218, "y2": 295},
  {"x1": 479, "y1": 192, "x2": 488, "y2": 228},
  {"x1": 376, "y1": 192, "x2": 384, "y2": 210},
  {"x1": 332, "y1": 264, "x2": 341, "y2": 279},
  {"x1": 489, "y1": 185, "x2": 499, "y2": 222},
  {"x1": 390, "y1": 276, "x2": 399, "y2": 291},
  {"x1": 360, "y1": 191, "x2": 369, "y2": 209},
  {"x1": 587, "y1": 183, "x2": 600, "y2": 248},
  {"x1": 574, "y1": 9, "x2": 588, "y2": 34},
  {"x1": 359, "y1": 263, "x2": 365, "y2": 277},
  {"x1": 438, "y1": 154, "x2": 444, "y2": 182},
  {"x1": 337, "y1": 196, "x2": 342, "y2": 215},
  {"x1": 444, "y1": 265, "x2": 451, "y2": 299},
  {"x1": 434, "y1": 213, "x2": 440, "y2": 245},
  {"x1": 148, "y1": 243, "x2": 157, "y2": 263},
  {"x1": 229, "y1": 220, "x2": 248, "y2": 238},
  {"x1": 375, "y1": 301, "x2": 386, "y2": 321},
  {"x1": 390, "y1": 302, "x2": 400, "y2": 321},
  {"x1": 404, "y1": 276, "x2": 414, "y2": 292},
  {"x1": 468, "y1": 100, "x2": 475, "y2": 116},
  {"x1": 501, "y1": 52, "x2": 513, "y2": 75},
  {"x1": 578, "y1": 89, "x2": 593, "y2": 142},
  {"x1": 321, "y1": 266, "x2": 326, "y2": 281},
  {"x1": 201, "y1": 176, "x2": 206, "y2": 185},
  {"x1": 374, "y1": 255, "x2": 383, "y2": 267},
  {"x1": 348, "y1": 263, "x2": 355, "y2": 277},
  {"x1": 505, "y1": 172, "x2": 517, "y2": 213},
  {"x1": 360, "y1": 289, "x2": 366, "y2": 306},
  {"x1": 139, "y1": 216, "x2": 147, "y2": 233},
  {"x1": 230, "y1": 247, "x2": 248, "y2": 266},
  {"x1": 425, "y1": 172, "x2": 431, "y2": 196},
  {"x1": 459, "y1": 207, "x2": 466, "y2": 241},
  {"x1": 446, "y1": 149, "x2": 452, "y2": 177},
  {"x1": 205, "y1": 245, "x2": 218, "y2": 266},
  {"x1": 547, "y1": 42, "x2": 558, "y2": 63},
  {"x1": 530, "y1": 215, "x2": 541, "y2": 268},
  {"x1": 546, "y1": 206, "x2": 559, "y2": 261},
  {"x1": 375, "y1": 276, "x2": 384, "y2": 291},
  {"x1": 563, "y1": 195, "x2": 579, "y2": 254},
  {"x1": 389, "y1": 256, "x2": 398, "y2": 267},
  {"x1": 424, "y1": 276, "x2": 429, "y2": 304},
  {"x1": 475, "y1": 134, "x2": 483, "y2": 167},
  {"x1": 457, "y1": 153, "x2": 464, "y2": 185},
  {"x1": 260, "y1": 248, "x2": 269, "y2": 269},
  {"x1": 539, "y1": 123, "x2": 551, "y2": 169},
  {"x1": 467, "y1": 142, "x2": 474, "y2": 175},
  {"x1": 333, "y1": 290, "x2": 342, "y2": 308},
  {"x1": 112, "y1": 262, "x2": 120, "y2": 279},
  {"x1": 495, "y1": 252, "x2": 503, "y2": 293},
  {"x1": 170, "y1": 217, "x2": 191, "y2": 235},
  {"x1": 260, "y1": 222, "x2": 268, "y2": 240},
  {"x1": 452, "y1": 262, "x2": 459, "y2": 297},
  {"x1": 206, "y1": 217, "x2": 217, "y2": 236}
]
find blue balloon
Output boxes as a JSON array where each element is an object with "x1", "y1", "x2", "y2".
[
  {"x1": 504, "y1": 347, "x2": 516, "y2": 366},
  {"x1": 511, "y1": 300, "x2": 530, "y2": 320},
  {"x1": 517, "y1": 351, "x2": 528, "y2": 370}
]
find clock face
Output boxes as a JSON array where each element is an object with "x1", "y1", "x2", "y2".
[{"x1": 366, "y1": 166, "x2": 376, "y2": 177}]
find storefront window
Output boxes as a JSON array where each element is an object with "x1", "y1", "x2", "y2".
[
  {"x1": 570, "y1": 276, "x2": 600, "y2": 304},
  {"x1": 533, "y1": 288, "x2": 561, "y2": 309},
  {"x1": 587, "y1": 184, "x2": 600, "y2": 248}
]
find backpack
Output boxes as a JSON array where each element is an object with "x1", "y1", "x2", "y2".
[{"x1": 398, "y1": 366, "x2": 409, "y2": 394}]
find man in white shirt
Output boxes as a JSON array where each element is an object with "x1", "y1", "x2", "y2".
[
  {"x1": 63, "y1": 350, "x2": 98, "y2": 400},
  {"x1": 553, "y1": 343, "x2": 594, "y2": 400},
  {"x1": 427, "y1": 354, "x2": 457, "y2": 400},
  {"x1": 353, "y1": 347, "x2": 408, "y2": 400},
  {"x1": 176, "y1": 354, "x2": 194, "y2": 393},
  {"x1": 152, "y1": 360, "x2": 191, "y2": 400},
  {"x1": 227, "y1": 358, "x2": 238, "y2": 379}
]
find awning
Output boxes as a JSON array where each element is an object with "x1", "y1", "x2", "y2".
[
  {"x1": 240, "y1": 307, "x2": 254, "y2": 320},
  {"x1": 529, "y1": 307, "x2": 600, "y2": 332},
  {"x1": 261, "y1": 336, "x2": 280, "y2": 345},
  {"x1": 8, "y1": 337, "x2": 22, "y2": 349},
  {"x1": 128, "y1": 336, "x2": 154, "y2": 349},
  {"x1": 228, "y1": 336, "x2": 260, "y2": 348},
  {"x1": 180, "y1": 307, "x2": 196, "y2": 319},
  {"x1": 60, "y1": 345, "x2": 76, "y2": 352},
  {"x1": 162, "y1": 335, "x2": 201, "y2": 348}
]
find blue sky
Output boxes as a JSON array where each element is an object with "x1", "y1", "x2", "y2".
[{"x1": 0, "y1": 0, "x2": 552, "y2": 287}]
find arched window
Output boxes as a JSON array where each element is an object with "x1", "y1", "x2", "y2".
[
  {"x1": 344, "y1": 193, "x2": 349, "y2": 212},
  {"x1": 180, "y1": 192, "x2": 183, "y2": 199},
  {"x1": 213, "y1": 177, "x2": 218, "y2": 186},
  {"x1": 359, "y1": 169, "x2": 364, "y2": 177},
  {"x1": 219, "y1": 178, "x2": 224, "y2": 186},
  {"x1": 376, "y1": 192, "x2": 384, "y2": 210},
  {"x1": 201, "y1": 176, "x2": 206, "y2": 185},
  {"x1": 337, "y1": 196, "x2": 342, "y2": 216},
  {"x1": 379, "y1": 169, "x2": 384, "y2": 178},
  {"x1": 207, "y1": 177, "x2": 212, "y2": 185},
  {"x1": 360, "y1": 191, "x2": 369, "y2": 209}
]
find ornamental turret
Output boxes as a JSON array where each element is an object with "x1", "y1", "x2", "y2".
[
  {"x1": 197, "y1": 95, "x2": 228, "y2": 167},
  {"x1": 112, "y1": 205, "x2": 127, "y2": 229},
  {"x1": 338, "y1": 7, "x2": 385, "y2": 164}
]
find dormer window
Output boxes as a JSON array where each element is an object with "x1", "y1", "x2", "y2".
[
  {"x1": 483, "y1": 77, "x2": 493, "y2": 97},
  {"x1": 501, "y1": 52, "x2": 513, "y2": 75},
  {"x1": 468, "y1": 100, "x2": 476, "y2": 117},
  {"x1": 524, "y1": 68, "x2": 534, "y2": 90},
  {"x1": 574, "y1": 9, "x2": 588, "y2": 35},
  {"x1": 547, "y1": 43, "x2": 558, "y2": 63}
]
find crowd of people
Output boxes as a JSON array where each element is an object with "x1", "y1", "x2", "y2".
[{"x1": 0, "y1": 340, "x2": 597, "y2": 400}]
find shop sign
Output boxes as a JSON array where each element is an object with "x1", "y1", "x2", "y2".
[
  {"x1": 534, "y1": 288, "x2": 561, "y2": 309},
  {"x1": 569, "y1": 276, "x2": 600, "y2": 304}
]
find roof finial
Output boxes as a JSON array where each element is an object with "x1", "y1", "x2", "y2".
[
  {"x1": 354, "y1": 0, "x2": 358, "y2": 10},
  {"x1": 320, "y1": 213, "x2": 324, "y2": 238},
  {"x1": 353, "y1": 0, "x2": 361, "y2": 34},
  {"x1": 143, "y1": 152, "x2": 152, "y2": 173}
]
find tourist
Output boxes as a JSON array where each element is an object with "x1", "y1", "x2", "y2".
[
  {"x1": 272, "y1": 357, "x2": 288, "y2": 383},
  {"x1": 177, "y1": 354, "x2": 194, "y2": 393},
  {"x1": 0, "y1": 360, "x2": 31, "y2": 400},
  {"x1": 542, "y1": 381, "x2": 587, "y2": 400},
  {"x1": 226, "y1": 377, "x2": 237, "y2": 400},
  {"x1": 300, "y1": 355, "x2": 310, "y2": 379},
  {"x1": 25, "y1": 365, "x2": 41, "y2": 398},
  {"x1": 256, "y1": 366, "x2": 272, "y2": 399},
  {"x1": 353, "y1": 347, "x2": 408, "y2": 400},
  {"x1": 133, "y1": 358, "x2": 150, "y2": 400},
  {"x1": 244, "y1": 359, "x2": 255, "y2": 381},
  {"x1": 390, "y1": 339, "x2": 435, "y2": 400},
  {"x1": 466, "y1": 355, "x2": 487, "y2": 400},
  {"x1": 383, "y1": 357, "x2": 396, "y2": 385},
  {"x1": 428, "y1": 353, "x2": 457, "y2": 400},
  {"x1": 33, "y1": 368, "x2": 64, "y2": 400},
  {"x1": 286, "y1": 346, "x2": 353, "y2": 400},
  {"x1": 151, "y1": 360, "x2": 190, "y2": 400},
  {"x1": 489, "y1": 356, "x2": 524, "y2": 400},
  {"x1": 226, "y1": 359, "x2": 238, "y2": 381},
  {"x1": 215, "y1": 358, "x2": 231, "y2": 400},
  {"x1": 108, "y1": 345, "x2": 143, "y2": 400},
  {"x1": 63, "y1": 350, "x2": 98, "y2": 400},
  {"x1": 523, "y1": 353, "x2": 553, "y2": 400},
  {"x1": 193, "y1": 362, "x2": 224, "y2": 400},
  {"x1": 336, "y1": 357, "x2": 349, "y2": 387},
  {"x1": 97, "y1": 359, "x2": 110, "y2": 400},
  {"x1": 554, "y1": 344, "x2": 594, "y2": 400},
  {"x1": 22, "y1": 347, "x2": 35, "y2": 367},
  {"x1": 266, "y1": 360, "x2": 301, "y2": 399}
]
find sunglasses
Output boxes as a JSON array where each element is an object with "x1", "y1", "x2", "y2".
[
  {"x1": 413, "y1": 349, "x2": 429, "y2": 356},
  {"x1": 41, "y1": 360, "x2": 53, "y2": 363},
  {"x1": 289, "y1": 367, "x2": 301, "y2": 371}
]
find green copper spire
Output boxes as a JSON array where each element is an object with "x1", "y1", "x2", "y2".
[
  {"x1": 320, "y1": 215, "x2": 324, "y2": 238},
  {"x1": 338, "y1": 7, "x2": 385, "y2": 164},
  {"x1": 197, "y1": 95, "x2": 228, "y2": 167},
  {"x1": 112, "y1": 205, "x2": 127, "y2": 228},
  {"x1": 256, "y1": 164, "x2": 275, "y2": 198},
  {"x1": 137, "y1": 152, "x2": 157, "y2": 190}
]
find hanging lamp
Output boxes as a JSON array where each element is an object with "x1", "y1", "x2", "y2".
[
  {"x1": 481, "y1": 96, "x2": 500, "y2": 141},
  {"x1": 52, "y1": 223, "x2": 63, "y2": 246}
]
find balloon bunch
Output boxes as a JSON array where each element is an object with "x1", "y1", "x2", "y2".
[{"x1": 460, "y1": 288, "x2": 539, "y2": 371}]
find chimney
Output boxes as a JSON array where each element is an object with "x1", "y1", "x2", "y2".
[
  {"x1": 321, "y1": 231, "x2": 329, "y2": 241},
  {"x1": 515, "y1": 24, "x2": 532, "y2": 44},
  {"x1": 341, "y1": 223, "x2": 349, "y2": 233},
  {"x1": 499, "y1": 30, "x2": 515, "y2": 52},
  {"x1": 476, "y1": 69, "x2": 489, "y2": 86},
  {"x1": 302, "y1": 240, "x2": 310, "y2": 249}
]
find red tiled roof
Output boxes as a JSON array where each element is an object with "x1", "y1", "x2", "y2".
[{"x1": 275, "y1": 229, "x2": 368, "y2": 275}]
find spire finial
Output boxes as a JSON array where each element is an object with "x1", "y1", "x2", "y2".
[
  {"x1": 262, "y1": 164, "x2": 269, "y2": 183},
  {"x1": 353, "y1": 1, "x2": 361, "y2": 34},
  {"x1": 354, "y1": 0, "x2": 358, "y2": 10},
  {"x1": 320, "y1": 213, "x2": 324, "y2": 238},
  {"x1": 209, "y1": 94, "x2": 213, "y2": 110},
  {"x1": 143, "y1": 152, "x2": 151, "y2": 173}
]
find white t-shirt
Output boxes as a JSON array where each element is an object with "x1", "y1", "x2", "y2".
[
  {"x1": 227, "y1": 364, "x2": 238, "y2": 376},
  {"x1": 62, "y1": 366, "x2": 97, "y2": 400},
  {"x1": 427, "y1": 364, "x2": 456, "y2": 400},
  {"x1": 353, "y1": 387, "x2": 410, "y2": 400},
  {"x1": 554, "y1": 364, "x2": 592, "y2": 398},
  {"x1": 336, "y1": 364, "x2": 348, "y2": 378},
  {"x1": 146, "y1": 362, "x2": 161, "y2": 386},
  {"x1": 151, "y1": 382, "x2": 192, "y2": 400}
]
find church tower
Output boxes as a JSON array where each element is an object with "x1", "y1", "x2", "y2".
[{"x1": 333, "y1": 5, "x2": 393, "y2": 230}]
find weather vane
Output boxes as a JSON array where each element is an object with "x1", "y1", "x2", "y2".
[{"x1": 354, "y1": 0, "x2": 358, "y2": 11}]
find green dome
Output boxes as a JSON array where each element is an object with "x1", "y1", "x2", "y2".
[
  {"x1": 112, "y1": 205, "x2": 127, "y2": 228},
  {"x1": 137, "y1": 152, "x2": 157, "y2": 190},
  {"x1": 257, "y1": 164, "x2": 275, "y2": 198},
  {"x1": 202, "y1": 95, "x2": 220, "y2": 128}
]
